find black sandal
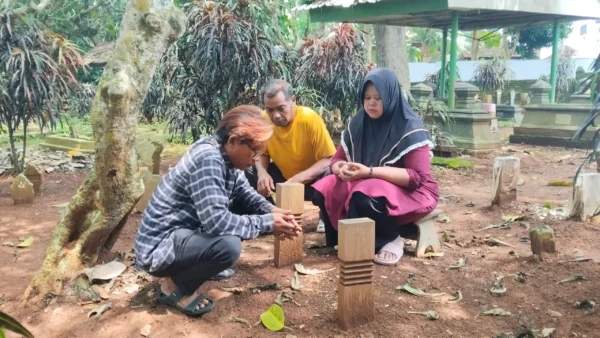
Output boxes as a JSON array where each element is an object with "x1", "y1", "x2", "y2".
[{"x1": 157, "y1": 289, "x2": 215, "y2": 316}]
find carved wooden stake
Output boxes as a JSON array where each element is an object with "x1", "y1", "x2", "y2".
[
  {"x1": 273, "y1": 182, "x2": 304, "y2": 268},
  {"x1": 337, "y1": 218, "x2": 375, "y2": 330}
]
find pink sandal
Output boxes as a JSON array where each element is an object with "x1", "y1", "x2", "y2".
[{"x1": 374, "y1": 237, "x2": 404, "y2": 265}]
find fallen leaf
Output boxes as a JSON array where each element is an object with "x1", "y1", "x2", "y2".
[
  {"x1": 260, "y1": 304, "x2": 285, "y2": 331},
  {"x1": 447, "y1": 290, "x2": 463, "y2": 304},
  {"x1": 140, "y1": 324, "x2": 151, "y2": 337},
  {"x1": 558, "y1": 257, "x2": 592, "y2": 263},
  {"x1": 231, "y1": 316, "x2": 251, "y2": 328},
  {"x1": 275, "y1": 291, "x2": 299, "y2": 306},
  {"x1": 51, "y1": 202, "x2": 69, "y2": 208},
  {"x1": 91, "y1": 285, "x2": 109, "y2": 300},
  {"x1": 294, "y1": 264, "x2": 335, "y2": 275},
  {"x1": 221, "y1": 287, "x2": 244, "y2": 294},
  {"x1": 89, "y1": 261, "x2": 126, "y2": 281},
  {"x1": 445, "y1": 256, "x2": 467, "y2": 271},
  {"x1": 480, "y1": 308, "x2": 511, "y2": 316},
  {"x1": 557, "y1": 275, "x2": 585, "y2": 284},
  {"x1": 436, "y1": 215, "x2": 451, "y2": 223},
  {"x1": 519, "y1": 222, "x2": 531, "y2": 230},
  {"x1": 407, "y1": 310, "x2": 439, "y2": 320},
  {"x1": 87, "y1": 303, "x2": 111, "y2": 328},
  {"x1": 396, "y1": 283, "x2": 445, "y2": 297},
  {"x1": 484, "y1": 238, "x2": 515, "y2": 248},
  {"x1": 547, "y1": 179, "x2": 572, "y2": 187},
  {"x1": 466, "y1": 201, "x2": 475, "y2": 207},
  {"x1": 547, "y1": 310, "x2": 562, "y2": 317},
  {"x1": 502, "y1": 215, "x2": 525, "y2": 222},
  {"x1": 476, "y1": 223, "x2": 510, "y2": 231},
  {"x1": 17, "y1": 236, "x2": 33, "y2": 248},
  {"x1": 1, "y1": 242, "x2": 14, "y2": 247},
  {"x1": 542, "y1": 328, "x2": 556, "y2": 337},
  {"x1": 291, "y1": 272, "x2": 301, "y2": 291}
]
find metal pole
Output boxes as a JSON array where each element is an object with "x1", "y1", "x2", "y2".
[
  {"x1": 440, "y1": 28, "x2": 448, "y2": 97},
  {"x1": 549, "y1": 21, "x2": 560, "y2": 103},
  {"x1": 448, "y1": 11, "x2": 459, "y2": 108}
]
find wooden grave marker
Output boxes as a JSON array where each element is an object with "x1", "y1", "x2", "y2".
[
  {"x1": 273, "y1": 182, "x2": 304, "y2": 268},
  {"x1": 337, "y1": 218, "x2": 375, "y2": 330}
]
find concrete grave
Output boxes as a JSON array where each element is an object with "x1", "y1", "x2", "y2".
[
  {"x1": 510, "y1": 80, "x2": 599, "y2": 148},
  {"x1": 24, "y1": 164, "x2": 43, "y2": 194},
  {"x1": 434, "y1": 83, "x2": 502, "y2": 151},
  {"x1": 40, "y1": 135, "x2": 95, "y2": 153},
  {"x1": 11, "y1": 174, "x2": 35, "y2": 205},
  {"x1": 136, "y1": 140, "x2": 164, "y2": 175}
]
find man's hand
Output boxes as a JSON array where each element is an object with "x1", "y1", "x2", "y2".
[
  {"x1": 332, "y1": 161, "x2": 347, "y2": 176},
  {"x1": 339, "y1": 162, "x2": 370, "y2": 182},
  {"x1": 272, "y1": 212, "x2": 302, "y2": 240},
  {"x1": 257, "y1": 171, "x2": 275, "y2": 197}
]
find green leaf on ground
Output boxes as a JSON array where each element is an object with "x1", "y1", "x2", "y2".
[
  {"x1": 294, "y1": 264, "x2": 335, "y2": 275},
  {"x1": 17, "y1": 237, "x2": 33, "y2": 248},
  {"x1": 260, "y1": 304, "x2": 285, "y2": 331},
  {"x1": 0, "y1": 311, "x2": 34, "y2": 338},
  {"x1": 396, "y1": 283, "x2": 445, "y2": 297},
  {"x1": 557, "y1": 275, "x2": 585, "y2": 284}
]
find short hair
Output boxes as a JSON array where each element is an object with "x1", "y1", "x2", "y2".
[
  {"x1": 215, "y1": 105, "x2": 273, "y2": 148},
  {"x1": 262, "y1": 79, "x2": 294, "y2": 101}
]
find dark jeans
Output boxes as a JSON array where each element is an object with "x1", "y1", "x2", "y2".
[
  {"x1": 313, "y1": 190, "x2": 415, "y2": 252},
  {"x1": 150, "y1": 228, "x2": 242, "y2": 295},
  {"x1": 244, "y1": 162, "x2": 329, "y2": 204}
]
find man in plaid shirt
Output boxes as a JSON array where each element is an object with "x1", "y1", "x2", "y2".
[{"x1": 135, "y1": 105, "x2": 301, "y2": 316}]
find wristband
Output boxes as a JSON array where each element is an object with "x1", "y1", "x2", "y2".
[{"x1": 369, "y1": 166, "x2": 373, "y2": 178}]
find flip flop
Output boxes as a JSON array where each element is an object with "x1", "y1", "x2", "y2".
[
  {"x1": 373, "y1": 237, "x2": 404, "y2": 266},
  {"x1": 157, "y1": 289, "x2": 215, "y2": 316},
  {"x1": 210, "y1": 268, "x2": 235, "y2": 281}
]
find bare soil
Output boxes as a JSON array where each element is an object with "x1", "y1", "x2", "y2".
[{"x1": 1, "y1": 141, "x2": 600, "y2": 338}]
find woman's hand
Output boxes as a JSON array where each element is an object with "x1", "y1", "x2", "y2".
[
  {"x1": 332, "y1": 161, "x2": 347, "y2": 176},
  {"x1": 272, "y1": 212, "x2": 302, "y2": 240},
  {"x1": 339, "y1": 162, "x2": 370, "y2": 182}
]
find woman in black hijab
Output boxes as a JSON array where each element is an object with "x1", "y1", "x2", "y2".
[{"x1": 312, "y1": 68, "x2": 439, "y2": 265}]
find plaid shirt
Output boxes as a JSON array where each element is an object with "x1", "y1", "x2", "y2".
[{"x1": 135, "y1": 136, "x2": 275, "y2": 272}]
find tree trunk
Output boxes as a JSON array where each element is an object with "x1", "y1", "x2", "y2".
[
  {"x1": 23, "y1": 0, "x2": 186, "y2": 302},
  {"x1": 7, "y1": 120, "x2": 21, "y2": 174},
  {"x1": 374, "y1": 25, "x2": 410, "y2": 89},
  {"x1": 471, "y1": 30, "x2": 480, "y2": 61},
  {"x1": 364, "y1": 24, "x2": 373, "y2": 64},
  {"x1": 421, "y1": 41, "x2": 430, "y2": 62},
  {"x1": 502, "y1": 29, "x2": 520, "y2": 60}
]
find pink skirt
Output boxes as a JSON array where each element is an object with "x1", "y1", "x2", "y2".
[{"x1": 312, "y1": 175, "x2": 437, "y2": 230}]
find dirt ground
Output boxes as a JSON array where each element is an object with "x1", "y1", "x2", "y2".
[{"x1": 1, "y1": 136, "x2": 600, "y2": 338}]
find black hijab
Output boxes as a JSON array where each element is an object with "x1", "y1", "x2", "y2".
[{"x1": 341, "y1": 67, "x2": 432, "y2": 167}]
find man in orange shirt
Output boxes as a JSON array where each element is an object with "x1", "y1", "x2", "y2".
[{"x1": 243, "y1": 79, "x2": 336, "y2": 214}]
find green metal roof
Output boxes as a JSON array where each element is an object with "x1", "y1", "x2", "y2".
[{"x1": 300, "y1": 0, "x2": 600, "y2": 30}]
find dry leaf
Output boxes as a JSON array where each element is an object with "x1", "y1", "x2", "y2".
[
  {"x1": 17, "y1": 236, "x2": 33, "y2": 248},
  {"x1": 1, "y1": 242, "x2": 14, "y2": 247},
  {"x1": 407, "y1": 310, "x2": 439, "y2": 320},
  {"x1": 51, "y1": 202, "x2": 70, "y2": 208},
  {"x1": 140, "y1": 324, "x2": 151, "y2": 337},
  {"x1": 480, "y1": 308, "x2": 511, "y2": 316},
  {"x1": 396, "y1": 283, "x2": 445, "y2": 297},
  {"x1": 294, "y1": 264, "x2": 335, "y2": 275},
  {"x1": 558, "y1": 257, "x2": 592, "y2": 263},
  {"x1": 231, "y1": 316, "x2": 251, "y2": 328},
  {"x1": 520, "y1": 222, "x2": 531, "y2": 230},
  {"x1": 446, "y1": 256, "x2": 467, "y2": 271},
  {"x1": 436, "y1": 215, "x2": 451, "y2": 223},
  {"x1": 502, "y1": 215, "x2": 525, "y2": 222},
  {"x1": 89, "y1": 261, "x2": 126, "y2": 281},
  {"x1": 423, "y1": 252, "x2": 444, "y2": 258},
  {"x1": 221, "y1": 287, "x2": 244, "y2": 294},
  {"x1": 447, "y1": 290, "x2": 463, "y2": 304},
  {"x1": 91, "y1": 285, "x2": 109, "y2": 300},
  {"x1": 291, "y1": 272, "x2": 301, "y2": 291},
  {"x1": 485, "y1": 238, "x2": 515, "y2": 247},
  {"x1": 477, "y1": 223, "x2": 510, "y2": 231},
  {"x1": 542, "y1": 328, "x2": 556, "y2": 337},
  {"x1": 557, "y1": 275, "x2": 585, "y2": 284},
  {"x1": 87, "y1": 303, "x2": 111, "y2": 328}
]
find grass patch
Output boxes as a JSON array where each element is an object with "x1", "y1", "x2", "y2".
[{"x1": 432, "y1": 157, "x2": 473, "y2": 169}]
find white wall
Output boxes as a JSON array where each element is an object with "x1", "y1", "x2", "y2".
[{"x1": 409, "y1": 58, "x2": 595, "y2": 83}]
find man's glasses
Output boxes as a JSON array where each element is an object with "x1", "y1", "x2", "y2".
[{"x1": 244, "y1": 141, "x2": 265, "y2": 161}]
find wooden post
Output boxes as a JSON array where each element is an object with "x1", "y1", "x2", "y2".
[
  {"x1": 273, "y1": 182, "x2": 304, "y2": 268},
  {"x1": 530, "y1": 225, "x2": 556, "y2": 255},
  {"x1": 337, "y1": 218, "x2": 375, "y2": 330},
  {"x1": 491, "y1": 156, "x2": 520, "y2": 205}
]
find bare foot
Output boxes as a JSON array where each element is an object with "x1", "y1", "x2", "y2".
[{"x1": 161, "y1": 278, "x2": 210, "y2": 311}]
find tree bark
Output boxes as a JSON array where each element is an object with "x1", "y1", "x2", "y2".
[
  {"x1": 374, "y1": 25, "x2": 410, "y2": 89},
  {"x1": 471, "y1": 30, "x2": 480, "y2": 61},
  {"x1": 502, "y1": 29, "x2": 520, "y2": 60},
  {"x1": 23, "y1": 0, "x2": 186, "y2": 302},
  {"x1": 364, "y1": 24, "x2": 373, "y2": 64},
  {"x1": 421, "y1": 41, "x2": 430, "y2": 62}
]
